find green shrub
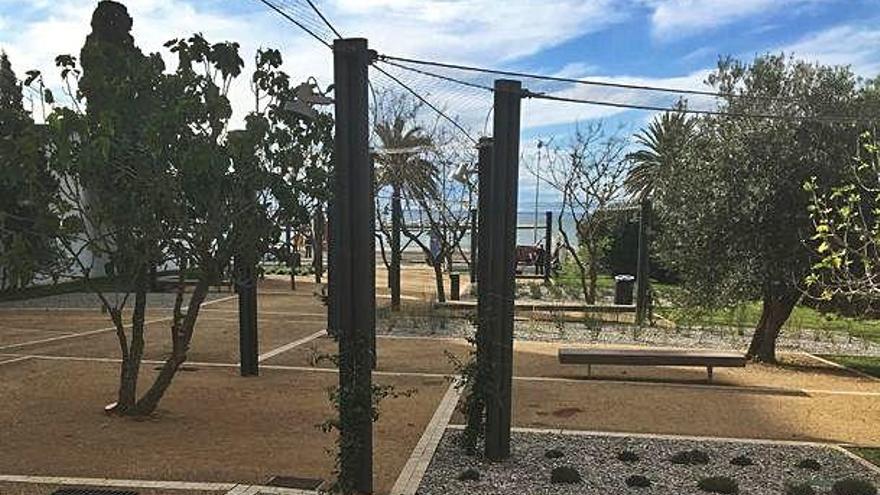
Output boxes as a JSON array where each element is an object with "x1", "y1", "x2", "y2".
[
  {"x1": 784, "y1": 482, "x2": 816, "y2": 495},
  {"x1": 617, "y1": 450, "x2": 640, "y2": 463},
  {"x1": 544, "y1": 448, "x2": 564, "y2": 459},
  {"x1": 457, "y1": 468, "x2": 480, "y2": 482},
  {"x1": 550, "y1": 466, "x2": 582, "y2": 484},
  {"x1": 796, "y1": 458, "x2": 822, "y2": 471},
  {"x1": 626, "y1": 475, "x2": 651, "y2": 488},
  {"x1": 832, "y1": 478, "x2": 877, "y2": 495},
  {"x1": 730, "y1": 455, "x2": 753, "y2": 467},
  {"x1": 670, "y1": 449, "x2": 710, "y2": 465},
  {"x1": 697, "y1": 476, "x2": 738, "y2": 494}
]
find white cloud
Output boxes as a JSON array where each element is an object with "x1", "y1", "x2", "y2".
[
  {"x1": 645, "y1": 0, "x2": 822, "y2": 40},
  {"x1": 0, "y1": 0, "x2": 633, "y2": 127},
  {"x1": 778, "y1": 24, "x2": 880, "y2": 78}
]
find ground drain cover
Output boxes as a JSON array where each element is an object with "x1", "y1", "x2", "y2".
[
  {"x1": 266, "y1": 475, "x2": 323, "y2": 490},
  {"x1": 51, "y1": 489, "x2": 138, "y2": 495}
]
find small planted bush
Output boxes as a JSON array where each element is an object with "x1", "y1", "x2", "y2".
[
  {"x1": 796, "y1": 458, "x2": 822, "y2": 471},
  {"x1": 784, "y1": 482, "x2": 816, "y2": 495},
  {"x1": 730, "y1": 455, "x2": 753, "y2": 466},
  {"x1": 617, "y1": 450, "x2": 640, "y2": 463},
  {"x1": 670, "y1": 449, "x2": 710, "y2": 465},
  {"x1": 626, "y1": 475, "x2": 652, "y2": 488},
  {"x1": 832, "y1": 478, "x2": 877, "y2": 495},
  {"x1": 697, "y1": 476, "x2": 739, "y2": 494},
  {"x1": 544, "y1": 448, "x2": 564, "y2": 459},
  {"x1": 550, "y1": 466, "x2": 582, "y2": 484},
  {"x1": 457, "y1": 468, "x2": 480, "y2": 482}
]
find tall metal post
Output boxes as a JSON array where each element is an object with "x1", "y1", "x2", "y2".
[
  {"x1": 484, "y1": 80, "x2": 521, "y2": 461},
  {"x1": 314, "y1": 207, "x2": 325, "y2": 284},
  {"x1": 329, "y1": 37, "x2": 374, "y2": 494},
  {"x1": 636, "y1": 199, "x2": 652, "y2": 325},
  {"x1": 469, "y1": 208, "x2": 478, "y2": 283},
  {"x1": 237, "y1": 257, "x2": 258, "y2": 376},
  {"x1": 390, "y1": 187, "x2": 401, "y2": 311},
  {"x1": 472, "y1": 137, "x2": 493, "y2": 451},
  {"x1": 544, "y1": 210, "x2": 552, "y2": 283}
]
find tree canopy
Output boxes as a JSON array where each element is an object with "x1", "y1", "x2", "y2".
[{"x1": 651, "y1": 54, "x2": 879, "y2": 361}]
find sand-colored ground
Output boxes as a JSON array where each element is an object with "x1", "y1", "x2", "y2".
[
  {"x1": 0, "y1": 358, "x2": 447, "y2": 494},
  {"x1": 505, "y1": 378, "x2": 880, "y2": 446},
  {"x1": 1, "y1": 266, "x2": 878, "y2": 494}
]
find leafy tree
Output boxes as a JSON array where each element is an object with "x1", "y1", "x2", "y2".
[
  {"x1": 0, "y1": 52, "x2": 62, "y2": 291},
  {"x1": 807, "y1": 132, "x2": 880, "y2": 304},
  {"x1": 625, "y1": 110, "x2": 695, "y2": 200},
  {"x1": 653, "y1": 54, "x2": 876, "y2": 362},
  {"x1": 28, "y1": 1, "x2": 320, "y2": 415}
]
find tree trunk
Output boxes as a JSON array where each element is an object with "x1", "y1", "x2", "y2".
[
  {"x1": 433, "y1": 258, "x2": 446, "y2": 303},
  {"x1": 747, "y1": 288, "x2": 799, "y2": 363},
  {"x1": 117, "y1": 268, "x2": 148, "y2": 413},
  {"x1": 129, "y1": 276, "x2": 211, "y2": 416}
]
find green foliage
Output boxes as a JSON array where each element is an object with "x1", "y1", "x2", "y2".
[
  {"x1": 625, "y1": 475, "x2": 652, "y2": 488},
  {"x1": 651, "y1": 54, "x2": 877, "y2": 360},
  {"x1": 670, "y1": 449, "x2": 710, "y2": 465},
  {"x1": 617, "y1": 450, "x2": 640, "y2": 462},
  {"x1": 697, "y1": 476, "x2": 739, "y2": 494},
  {"x1": 13, "y1": 1, "x2": 329, "y2": 416},
  {"x1": 319, "y1": 379, "x2": 416, "y2": 493},
  {"x1": 808, "y1": 133, "x2": 880, "y2": 307},
  {"x1": 0, "y1": 52, "x2": 64, "y2": 290},
  {"x1": 785, "y1": 482, "x2": 817, "y2": 495},
  {"x1": 550, "y1": 466, "x2": 582, "y2": 484},
  {"x1": 832, "y1": 478, "x2": 877, "y2": 495},
  {"x1": 446, "y1": 330, "x2": 486, "y2": 455},
  {"x1": 625, "y1": 108, "x2": 696, "y2": 200},
  {"x1": 457, "y1": 468, "x2": 480, "y2": 482},
  {"x1": 796, "y1": 458, "x2": 822, "y2": 471},
  {"x1": 544, "y1": 448, "x2": 565, "y2": 459}
]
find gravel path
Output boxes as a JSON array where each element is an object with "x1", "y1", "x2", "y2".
[
  {"x1": 0, "y1": 291, "x2": 230, "y2": 309},
  {"x1": 418, "y1": 429, "x2": 880, "y2": 495},
  {"x1": 378, "y1": 317, "x2": 880, "y2": 356}
]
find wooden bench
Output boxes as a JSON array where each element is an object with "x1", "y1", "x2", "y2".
[{"x1": 557, "y1": 347, "x2": 747, "y2": 382}]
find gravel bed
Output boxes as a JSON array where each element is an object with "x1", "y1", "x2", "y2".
[
  {"x1": 377, "y1": 317, "x2": 880, "y2": 356},
  {"x1": 418, "y1": 429, "x2": 880, "y2": 495},
  {"x1": 0, "y1": 291, "x2": 229, "y2": 309}
]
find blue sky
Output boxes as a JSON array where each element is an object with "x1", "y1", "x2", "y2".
[{"x1": 2, "y1": 0, "x2": 879, "y2": 205}]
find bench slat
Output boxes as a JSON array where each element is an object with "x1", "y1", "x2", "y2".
[{"x1": 558, "y1": 348, "x2": 746, "y2": 367}]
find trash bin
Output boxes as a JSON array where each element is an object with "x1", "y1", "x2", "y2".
[{"x1": 614, "y1": 274, "x2": 635, "y2": 305}]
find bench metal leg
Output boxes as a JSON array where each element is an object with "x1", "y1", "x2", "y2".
[{"x1": 707, "y1": 366, "x2": 713, "y2": 383}]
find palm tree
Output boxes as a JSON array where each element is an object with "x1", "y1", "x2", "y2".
[
  {"x1": 373, "y1": 110, "x2": 439, "y2": 305},
  {"x1": 625, "y1": 111, "x2": 695, "y2": 199},
  {"x1": 374, "y1": 115, "x2": 436, "y2": 200}
]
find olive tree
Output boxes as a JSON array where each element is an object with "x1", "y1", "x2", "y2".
[{"x1": 653, "y1": 54, "x2": 876, "y2": 362}]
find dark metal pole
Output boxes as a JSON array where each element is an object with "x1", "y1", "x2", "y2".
[
  {"x1": 286, "y1": 224, "x2": 296, "y2": 291},
  {"x1": 314, "y1": 207, "x2": 325, "y2": 284},
  {"x1": 472, "y1": 137, "x2": 493, "y2": 452},
  {"x1": 237, "y1": 257, "x2": 259, "y2": 376},
  {"x1": 469, "y1": 208, "x2": 478, "y2": 283},
  {"x1": 329, "y1": 37, "x2": 374, "y2": 494},
  {"x1": 544, "y1": 210, "x2": 552, "y2": 283},
  {"x1": 390, "y1": 187, "x2": 402, "y2": 311},
  {"x1": 635, "y1": 199, "x2": 651, "y2": 325},
  {"x1": 484, "y1": 79, "x2": 521, "y2": 461}
]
